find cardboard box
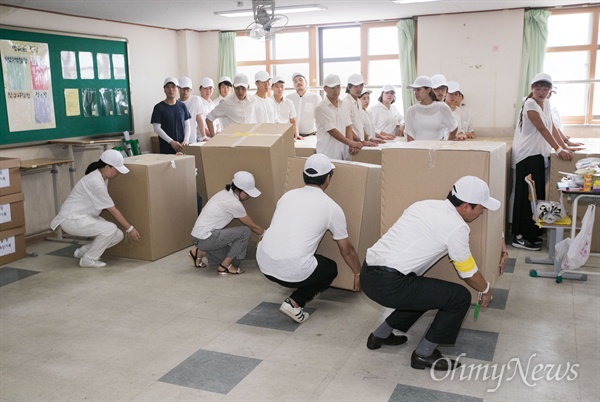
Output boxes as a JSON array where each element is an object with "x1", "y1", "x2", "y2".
[
  {"x1": 381, "y1": 141, "x2": 506, "y2": 301},
  {"x1": 0, "y1": 157, "x2": 22, "y2": 196},
  {"x1": 294, "y1": 135, "x2": 316, "y2": 157},
  {"x1": 548, "y1": 137, "x2": 600, "y2": 252},
  {"x1": 0, "y1": 192, "x2": 25, "y2": 231},
  {"x1": 284, "y1": 157, "x2": 381, "y2": 290},
  {"x1": 201, "y1": 123, "x2": 294, "y2": 231},
  {"x1": 102, "y1": 154, "x2": 197, "y2": 261},
  {"x1": 0, "y1": 226, "x2": 26, "y2": 266},
  {"x1": 150, "y1": 135, "x2": 160, "y2": 154},
  {"x1": 182, "y1": 142, "x2": 208, "y2": 208}
]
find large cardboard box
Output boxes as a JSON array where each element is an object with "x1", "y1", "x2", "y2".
[
  {"x1": 549, "y1": 137, "x2": 600, "y2": 252},
  {"x1": 201, "y1": 124, "x2": 294, "y2": 231},
  {"x1": 0, "y1": 157, "x2": 22, "y2": 196},
  {"x1": 0, "y1": 226, "x2": 26, "y2": 266},
  {"x1": 294, "y1": 135, "x2": 316, "y2": 157},
  {"x1": 150, "y1": 135, "x2": 160, "y2": 154},
  {"x1": 381, "y1": 141, "x2": 506, "y2": 301},
  {"x1": 182, "y1": 142, "x2": 208, "y2": 207},
  {"x1": 102, "y1": 154, "x2": 197, "y2": 261},
  {"x1": 284, "y1": 157, "x2": 381, "y2": 290},
  {"x1": 0, "y1": 192, "x2": 25, "y2": 231}
]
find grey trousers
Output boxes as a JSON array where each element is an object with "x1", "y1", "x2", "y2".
[{"x1": 193, "y1": 226, "x2": 251, "y2": 267}]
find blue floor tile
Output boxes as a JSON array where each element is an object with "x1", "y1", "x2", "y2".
[
  {"x1": 389, "y1": 383, "x2": 482, "y2": 402},
  {"x1": 441, "y1": 328, "x2": 498, "y2": 362},
  {"x1": 46, "y1": 244, "x2": 81, "y2": 258},
  {"x1": 0, "y1": 267, "x2": 39, "y2": 287},
  {"x1": 237, "y1": 301, "x2": 316, "y2": 332},
  {"x1": 503, "y1": 258, "x2": 516, "y2": 274}
]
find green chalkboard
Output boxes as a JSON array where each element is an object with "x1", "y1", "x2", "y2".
[{"x1": 0, "y1": 26, "x2": 133, "y2": 146}]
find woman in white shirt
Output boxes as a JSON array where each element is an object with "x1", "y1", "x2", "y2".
[
  {"x1": 50, "y1": 150, "x2": 141, "y2": 268},
  {"x1": 358, "y1": 89, "x2": 376, "y2": 139},
  {"x1": 370, "y1": 84, "x2": 402, "y2": 140},
  {"x1": 189, "y1": 171, "x2": 264, "y2": 275},
  {"x1": 404, "y1": 76, "x2": 457, "y2": 141}
]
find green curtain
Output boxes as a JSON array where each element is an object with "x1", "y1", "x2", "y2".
[
  {"x1": 397, "y1": 19, "x2": 417, "y2": 116},
  {"x1": 218, "y1": 32, "x2": 237, "y2": 79},
  {"x1": 516, "y1": 9, "x2": 550, "y2": 122}
]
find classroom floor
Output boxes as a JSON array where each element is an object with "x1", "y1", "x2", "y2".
[{"x1": 0, "y1": 240, "x2": 598, "y2": 402}]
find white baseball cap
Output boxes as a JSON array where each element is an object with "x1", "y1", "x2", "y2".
[
  {"x1": 255, "y1": 71, "x2": 271, "y2": 82},
  {"x1": 292, "y1": 72, "x2": 305, "y2": 81},
  {"x1": 407, "y1": 76, "x2": 434, "y2": 89},
  {"x1": 218, "y1": 76, "x2": 232, "y2": 85},
  {"x1": 431, "y1": 74, "x2": 448, "y2": 89},
  {"x1": 200, "y1": 77, "x2": 214, "y2": 88},
  {"x1": 163, "y1": 76, "x2": 179, "y2": 87},
  {"x1": 447, "y1": 81, "x2": 461, "y2": 94},
  {"x1": 360, "y1": 88, "x2": 372, "y2": 97},
  {"x1": 272, "y1": 76, "x2": 285, "y2": 84},
  {"x1": 451, "y1": 176, "x2": 500, "y2": 211},
  {"x1": 304, "y1": 154, "x2": 335, "y2": 177},
  {"x1": 531, "y1": 72, "x2": 553, "y2": 86},
  {"x1": 323, "y1": 74, "x2": 341, "y2": 88},
  {"x1": 101, "y1": 150, "x2": 129, "y2": 174},
  {"x1": 232, "y1": 171, "x2": 261, "y2": 198},
  {"x1": 381, "y1": 84, "x2": 396, "y2": 93},
  {"x1": 178, "y1": 76, "x2": 193, "y2": 89},
  {"x1": 233, "y1": 73, "x2": 249, "y2": 88},
  {"x1": 347, "y1": 73, "x2": 365, "y2": 86}
]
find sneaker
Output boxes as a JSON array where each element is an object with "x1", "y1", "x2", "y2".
[
  {"x1": 79, "y1": 258, "x2": 106, "y2": 268},
  {"x1": 512, "y1": 235, "x2": 541, "y2": 251},
  {"x1": 73, "y1": 247, "x2": 85, "y2": 259},
  {"x1": 532, "y1": 238, "x2": 543, "y2": 246},
  {"x1": 279, "y1": 298, "x2": 309, "y2": 323}
]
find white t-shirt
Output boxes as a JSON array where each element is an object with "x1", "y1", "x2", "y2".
[
  {"x1": 315, "y1": 96, "x2": 353, "y2": 161},
  {"x1": 361, "y1": 108, "x2": 375, "y2": 138},
  {"x1": 199, "y1": 97, "x2": 216, "y2": 140},
  {"x1": 257, "y1": 186, "x2": 349, "y2": 282},
  {"x1": 50, "y1": 169, "x2": 114, "y2": 229},
  {"x1": 270, "y1": 96, "x2": 297, "y2": 124},
  {"x1": 287, "y1": 91, "x2": 322, "y2": 134},
  {"x1": 206, "y1": 95, "x2": 257, "y2": 130},
  {"x1": 181, "y1": 95, "x2": 203, "y2": 144},
  {"x1": 370, "y1": 101, "x2": 402, "y2": 135},
  {"x1": 404, "y1": 102, "x2": 457, "y2": 141},
  {"x1": 512, "y1": 98, "x2": 553, "y2": 167},
  {"x1": 254, "y1": 95, "x2": 279, "y2": 123},
  {"x1": 342, "y1": 94, "x2": 365, "y2": 140},
  {"x1": 191, "y1": 189, "x2": 247, "y2": 240},
  {"x1": 366, "y1": 199, "x2": 478, "y2": 279}
]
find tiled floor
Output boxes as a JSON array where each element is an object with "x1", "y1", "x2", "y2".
[{"x1": 0, "y1": 240, "x2": 598, "y2": 401}]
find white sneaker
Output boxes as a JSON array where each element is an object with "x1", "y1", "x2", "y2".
[
  {"x1": 79, "y1": 258, "x2": 106, "y2": 268},
  {"x1": 73, "y1": 247, "x2": 85, "y2": 259},
  {"x1": 279, "y1": 298, "x2": 309, "y2": 323}
]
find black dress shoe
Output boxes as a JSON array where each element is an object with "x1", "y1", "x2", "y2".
[
  {"x1": 366, "y1": 332, "x2": 408, "y2": 350},
  {"x1": 411, "y1": 349, "x2": 461, "y2": 371}
]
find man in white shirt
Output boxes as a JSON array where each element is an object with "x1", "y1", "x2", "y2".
[
  {"x1": 178, "y1": 76, "x2": 204, "y2": 144},
  {"x1": 315, "y1": 74, "x2": 363, "y2": 161},
  {"x1": 253, "y1": 70, "x2": 278, "y2": 123},
  {"x1": 206, "y1": 73, "x2": 257, "y2": 137},
  {"x1": 343, "y1": 73, "x2": 381, "y2": 147},
  {"x1": 214, "y1": 76, "x2": 232, "y2": 106},
  {"x1": 361, "y1": 176, "x2": 502, "y2": 371},
  {"x1": 257, "y1": 154, "x2": 362, "y2": 323},
  {"x1": 270, "y1": 76, "x2": 300, "y2": 139},
  {"x1": 287, "y1": 72, "x2": 322, "y2": 137},
  {"x1": 198, "y1": 77, "x2": 216, "y2": 141}
]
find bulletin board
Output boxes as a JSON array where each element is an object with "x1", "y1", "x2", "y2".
[{"x1": 0, "y1": 26, "x2": 133, "y2": 146}]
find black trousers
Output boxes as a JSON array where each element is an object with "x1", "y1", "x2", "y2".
[
  {"x1": 512, "y1": 154, "x2": 545, "y2": 242},
  {"x1": 264, "y1": 254, "x2": 337, "y2": 307},
  {"x1": 360, "y1": 263, "x2": 471, "y2": 345}
]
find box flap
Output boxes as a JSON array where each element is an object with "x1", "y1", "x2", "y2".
[{"x1": 0, "y1": 157, "x2": 21, "y2": 169}]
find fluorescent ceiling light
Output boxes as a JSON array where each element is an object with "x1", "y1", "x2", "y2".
[
  {"x1": 215, "y1": 4, "x2": 327, "y2": 18},
  {"x1": 392, "y1": 0, "x2": 438, "y2": 4}
]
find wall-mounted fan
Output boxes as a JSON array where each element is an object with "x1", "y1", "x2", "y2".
[{"x1": 246, "y1": 0, "x2": 289, "y2": 40}]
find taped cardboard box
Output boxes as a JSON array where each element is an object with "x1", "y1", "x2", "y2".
[
  {"x1": 0, "y1": 226, "x2": 26, "y2": 266},
  {"x1": 0, "y1": 157, "x2": 22, "y2": 196},
  {"x1": 284, "y1": 157, "x2": 381, "y2": 290},
  {"x1": 0, "y1": 192, "x2": 25, "y2": 231},
  {"x1": 201, "y1": 123, "x2": 294, "y2": 231},
  {"x1": 381, "y1": 141, "x2": 506, "y2": 301},
  {"x1": 102, "y1": 154, "x2": 197, "y2": 261},
  {"x1": 182, "y1": 142, "x2": 208, "y2": 207},
  {"x1": 294, "y1": 135, "x2": 316, "y2": 157}
]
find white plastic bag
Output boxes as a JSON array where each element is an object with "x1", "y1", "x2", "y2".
[{"x1": 557, "y1": 204, "x2": 596, "y2": 271}]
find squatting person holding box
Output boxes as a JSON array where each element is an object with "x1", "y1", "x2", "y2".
[{"x1": 361, "y1": 176, "x2": 501, "y2": 371}]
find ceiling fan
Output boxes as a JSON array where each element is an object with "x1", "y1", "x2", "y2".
[{"x1": 246, "y1": 0, "x2": 289, "y2": 41}]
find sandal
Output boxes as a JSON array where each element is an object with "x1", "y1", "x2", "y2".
[
  {"x1": 218, "y1": 264, "x2": 244, "y2": 275},
  {"x1": 189, "y1": 249, "x2": 206, "y2": 268}
]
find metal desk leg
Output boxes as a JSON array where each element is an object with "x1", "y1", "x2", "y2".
[
  {"x1": 526, "y1": 229, "x2": 558, "y2": 265},
  {"x1": 528, "y1": 227, "x2": 588, "y2": 281},
  {"x1": 47, "y1": 164, "x2": 78, "y2": 244},
  {"x1": 66, "y1": 145, "x2": 76, "y2": 188}
]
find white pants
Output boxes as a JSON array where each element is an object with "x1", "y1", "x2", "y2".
[{"x1": 60, "y1": 215, "x2": 124, "y2": 260}]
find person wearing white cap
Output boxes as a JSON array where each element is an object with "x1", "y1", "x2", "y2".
[
  {"x1": 444, "y1": 81, "x2": 467, "y2": 141},
  {"x1": 206, "y1": 73, "x2": 257, "y2": 137},
  {"x1": 253, "y1": 70, "x2": 278, "y2": 123},
  {"x1": 257, "y1": 154, "x2": 362, "y2": 323},
  {"x1": 362, "y1": 176, "x2": 503, "y2": 371},
  {"x1": 343, "y1": 73, "x2": 382, "y2": 150},
  {"x1": 270, "y1": 76, "x2": 300, "y2": 139},
  {"x1": 50, "y1": 150, "x2": 141, "y2": 268},
  {"x1": 177, "y1": 76, "x2": 204, "y2": 144},
  {"x1": 511, "y1": 72, "x2": 575, "y2": 251},
  {"x1": 190, "y1": 171, "x2": 264, "y2": 275},
  {"x1": 453, "y1": 91, "x2": 476, "y2": 139},
  {"x1": 358, "y1": 88, "x2": 376, "y2": 139},
  {"x1": 151, "y1": 76, "x2": 192, "y2": 153},
  {"x1": 370, "y1": 84, "x2": 404, "y2": 140},
  {"x1": 214, "y1": 76, "x2": 232, "y2": 106},
  {"x1": 404, "y1": 75, "x2": 458, "y2": 141},
  {"x1": 198, "y1": 77, "x2": 216, "y2": 140},
  {"x1": 315, "y1": 74, "x2": 363, "y2": 161},
  {"x1": 287, "y1": 72, "x2": 322, "y2": 136},
  {"x1": 431, "y1": 73, "x2": 448, "y2": 102}
]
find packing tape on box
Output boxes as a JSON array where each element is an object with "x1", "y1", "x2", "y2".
[{"x1": 230, "y1": 125, "x2": 279, "y2": 147}]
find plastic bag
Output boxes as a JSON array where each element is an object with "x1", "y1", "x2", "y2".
[{"x1": 556, "y1": 204, "x2": 596, "y2": 271}]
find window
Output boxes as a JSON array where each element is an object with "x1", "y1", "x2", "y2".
[{"x1": 545, "y1": 7, "x2": 599, "y2": 125}]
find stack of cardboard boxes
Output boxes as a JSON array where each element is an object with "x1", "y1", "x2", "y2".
[{"x1": 0, "y1": 157, "x2": 26, "y2": 265}]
